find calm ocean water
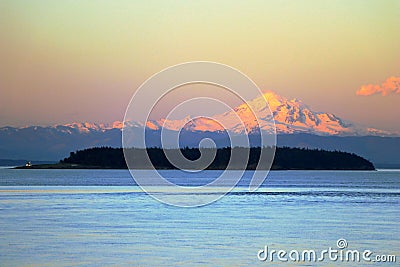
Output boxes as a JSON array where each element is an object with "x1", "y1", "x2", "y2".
[{"x1": 0, "y1": 169, "x2": 399, "y2": 266}]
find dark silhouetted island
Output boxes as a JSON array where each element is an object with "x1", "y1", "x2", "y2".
[{"x1": 16, "y1": 147, "x2": 375, "y2": 170}]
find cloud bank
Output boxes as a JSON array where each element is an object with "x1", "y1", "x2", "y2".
[{"x1": 356, "y1": 76, "x2": 400, "y2": 96}]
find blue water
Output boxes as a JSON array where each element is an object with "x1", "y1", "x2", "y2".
[{"x1": 0, "y1": 169, "x2": 399, "y2": 266}]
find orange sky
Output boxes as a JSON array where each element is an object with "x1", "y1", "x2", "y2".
[{"x1": 0, "y1": 1, "x2": 399, "y2": 131}]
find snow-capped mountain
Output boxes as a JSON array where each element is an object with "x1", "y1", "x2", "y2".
[
  {"x1": 142, "y1": 91, "x2": 391, "y2": 136},
  {"x1": 0, "y1": 91, "x2": 393, "y2": 136},
  {"x1": 63, "y1": 121, "x2": 124, "y2": 133}
]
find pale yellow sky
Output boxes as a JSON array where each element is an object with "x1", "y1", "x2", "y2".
[{"x1": 0, "y1": 0, "x2": 399, "y2": 131}]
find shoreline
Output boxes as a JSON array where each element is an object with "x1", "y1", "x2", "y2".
[{"x1": 14, "y1": 163, "x2": 376, "y2": 171}]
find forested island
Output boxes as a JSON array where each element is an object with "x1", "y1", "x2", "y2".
[{"x1": 17, "y1": 146, "x2": 375, "y2": 170}]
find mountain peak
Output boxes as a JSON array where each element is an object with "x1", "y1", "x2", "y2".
[
  {"x1": 141, "y1": 91, "x2": 387, "y2": 136},
  {"x1": 259, "y1": 90, "x2": 305, "y2": 110}
]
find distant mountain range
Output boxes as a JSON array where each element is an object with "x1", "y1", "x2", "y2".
[
  {"x1": 132, "y1": 91, "x2": 394, "y2": 136},
  {"x1": 1, "y1": 91, "x2": 399, "y2": 166}
]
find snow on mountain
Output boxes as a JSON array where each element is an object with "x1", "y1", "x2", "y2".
[
  {"x1": 259, "y1": 91, "x2": 352, "y2": 135},
  {"x1": 0, "y1": 91, "x2": 394, "y2": 136},
  {"x1": 63, "y1": 121, "x2": 124, "y2": 133},
  {"x1": 143, "y1": 91, "x2": 389, "y2": 136}
]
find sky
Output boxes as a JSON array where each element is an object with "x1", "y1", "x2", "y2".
[{"x1": 1, "y1": 0, "x2": 399, "y2": 132}]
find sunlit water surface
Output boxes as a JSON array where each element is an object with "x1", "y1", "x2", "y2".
[{"x1": 0, "y1": 169, "x2": 399, "y2": 266}]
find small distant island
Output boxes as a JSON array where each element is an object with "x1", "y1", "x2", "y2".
[{"x1": 16, "y1": 146, "x2": 375, "y2": 170}]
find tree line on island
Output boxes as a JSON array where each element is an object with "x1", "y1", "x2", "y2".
[{"x1": 49, "y1": 146, "x2": 376, "y2": 170}]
